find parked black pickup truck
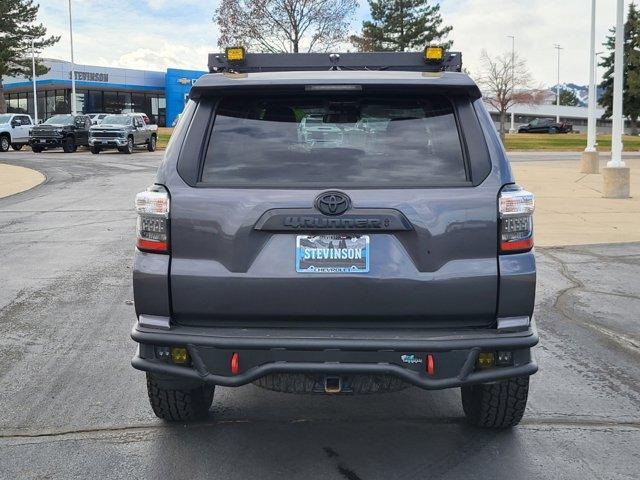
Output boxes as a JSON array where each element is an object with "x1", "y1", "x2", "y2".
[
  {"x1": 518, "y1": 118, "x2": 572, "y2": 134},
  {"x1": 29, "y1": 114, "x2": 91, "y2": 153}
]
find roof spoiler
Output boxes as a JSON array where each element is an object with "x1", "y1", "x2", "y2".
[{"x1": 208, "y1": 50, "x2": 462, "y2": 74}]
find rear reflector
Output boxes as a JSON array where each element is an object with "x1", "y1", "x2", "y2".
[
  {"x1": 426, "y1": 354, "x2": 435, "y2": 376},
  {"x1": 499, "y1": 185, "x2": 535, "y2": 254},
  {"x1": 135, "y1": 185, "x2": 169, "y2": 253},
  {"x1": 230, "y1": 352, "x2": 239, "y2": 375}
]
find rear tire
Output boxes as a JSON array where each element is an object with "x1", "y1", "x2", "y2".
[
  {"x1": 147, "y1": 134, "x2": 157, "y2": 152},
  {"x1": 31, "y1": 145, "x2": 43, "y2": 153},
  {"x1": 62, "y1": 136, "x2": 76, "y2": 153},
  {"x1": 90, "y1": 146, "x2": 101, "y2": 154},
  {"x1": 146, "y1": 373, "x2": 214, "y2": 422},
  {"x1": 461, "y1": 376, "x2": 530, "y2": 428},
  {"x1": 11, "y1": 143, "x2": 24, "y2": 151},
  {"x1": 549, "y1": 127, "x2": 558, "y2": 134}
]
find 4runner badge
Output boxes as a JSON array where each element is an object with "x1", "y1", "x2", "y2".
[{"x1": 401, "y1": 354, "x2": 423, "y2": 364}]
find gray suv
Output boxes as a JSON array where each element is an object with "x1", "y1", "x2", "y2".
[{"x1": 131, "y1": 49, "x2": 538, "y2": 428}]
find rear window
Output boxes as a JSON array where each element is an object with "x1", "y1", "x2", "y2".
[{"x1": 200, "y1": 95, "x2": 467, "y2": 187}]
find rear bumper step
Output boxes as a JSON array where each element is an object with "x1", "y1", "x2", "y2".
[{"x1": 131, "y1": 319, "x2": 538, "y2": 390}]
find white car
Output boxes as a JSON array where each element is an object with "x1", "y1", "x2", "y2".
[{"x1": 0, "y1": 113, "x2": 34, "y2": 152}]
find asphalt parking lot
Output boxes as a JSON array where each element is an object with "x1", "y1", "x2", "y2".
[{"x1": 0, "y1": 149, "x2": 639, "y2": 479}]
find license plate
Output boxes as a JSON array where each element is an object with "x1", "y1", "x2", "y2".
[{"x1": 296, "y1": 235, "x2": 369, "y2": 273}]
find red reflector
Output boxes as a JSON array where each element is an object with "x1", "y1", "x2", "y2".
[
  {"x1": 426, "y1": 354, "x2": 435, "y2": 376},
  {"x1": 137, "y1": 238, "x2": 168, "y2": 252},
  {"x1": 230, "y1": 352, "x2": 239, "y2": 375},
  {"x1": 501, "y1": 237, "x2": 534, "y2": 252}
]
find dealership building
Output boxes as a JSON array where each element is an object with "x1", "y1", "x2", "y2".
[
  {"x1": 4, "y1": 58, "x2": 620, "y2": 133},
  {"x1": 2, "y1": 59, "x2": 206, "y2": 127}
]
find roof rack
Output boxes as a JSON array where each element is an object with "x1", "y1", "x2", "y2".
[{"x1": 208, "y1": 51, "x2": 462, "y2": 74}]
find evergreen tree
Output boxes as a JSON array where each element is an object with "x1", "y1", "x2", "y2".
[
  {"x1": 599, "y1": 2, "x2": 640, "y2": 135},
  {"x1": 350, "y1": 0, "x2": 452, "y2": 52},
  {"x1": 0, "y1": 0, "x2": 59, "y2": 114},
  {"x1": 558, "y1": 88, "x2": 580, "y2": 107}
]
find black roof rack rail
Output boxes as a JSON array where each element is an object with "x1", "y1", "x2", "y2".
[{"x1": 208, "y1": 51, "x2": 462, "y2": 74}]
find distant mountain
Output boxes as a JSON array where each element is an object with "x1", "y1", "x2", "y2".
[{"x1": 550, "y1": 83, "x2": 604, "y2": 107}]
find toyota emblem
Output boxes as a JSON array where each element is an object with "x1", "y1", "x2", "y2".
[{"x1": 315, "y1": 191, "x2": 351, "y2": 216}]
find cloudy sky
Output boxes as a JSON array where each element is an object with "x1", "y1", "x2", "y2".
[{"x1": 36, "y1": 0, "x2": 623, "y2": 87}]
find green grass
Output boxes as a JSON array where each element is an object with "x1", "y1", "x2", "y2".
[
  {"x1": 504, "y1": 133, "x2": 640, "y2": 151},
  {"x1": 157, "y1": 127, "x2": 173, "y2": 150},
  {"x1": 155, "y1": 128, "x2": 640, "y2": 152}
]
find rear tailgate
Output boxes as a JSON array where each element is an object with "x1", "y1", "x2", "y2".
[{"x1": 168, "y1": 89, "x2": 499, "y2": 327}]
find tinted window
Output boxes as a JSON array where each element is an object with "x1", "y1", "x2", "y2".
[{"x1": 201, "y1": 95, "x2": 467, "y2": 187}]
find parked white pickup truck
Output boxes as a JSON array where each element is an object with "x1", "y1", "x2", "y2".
[{"x1": 0, "y1": 113, "x2": 34, "y2": 152}]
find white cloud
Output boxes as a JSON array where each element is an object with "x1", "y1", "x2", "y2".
[{"x1": 35, "y1": 0, "x2": 624, "y2": 87}]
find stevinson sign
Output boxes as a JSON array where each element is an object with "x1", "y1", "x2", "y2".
[{"x1": 68, "y1": 71, "x2": 109, "y2": 82}]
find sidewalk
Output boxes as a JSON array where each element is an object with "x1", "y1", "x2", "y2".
[
  {"x1": 512, "y1": 158, "x2": 640, "y2": 246},
  {"x1": 0, "y1": 163, "x2": 45, "y2": 199}
]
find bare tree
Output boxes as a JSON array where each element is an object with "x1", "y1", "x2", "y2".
[
  {"x1": 215, "y1": 0, "x2": 358, "y2": 53},
  {"x1": 478, "y1": 50, "x2": 541, "y2": 140}
]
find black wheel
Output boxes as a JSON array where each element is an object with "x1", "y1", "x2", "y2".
[
  {"x1": 31, "y1": 145, "x2": 43, "y2": 153},
  {"x1": 90, "y1": 146, "x2": 101, "y2": 154},
  {"x1": 147, "y1": 135, "x2": 157, "y2": 152},
  {"x1": 0, "y1": 135, "x2": 10, "y2": 152},
  {"x1": 146, "y1": 373, "x2": 214, "y2": 422},
  {"x1": 119, "y1": 137, "x2": 134, "y2": 154},
  {"x1": 461, "y1": 376, "x2": 530, "y2": 428},
  {"x1": 62, "y1": 136, "x2": 76, "y2": 153},
  {"x1": 11, "y1": 143, "x2": 24, "y2": 151},
  {"x1": 549, "y1": 127, "x2": 558, "y2": 134}
]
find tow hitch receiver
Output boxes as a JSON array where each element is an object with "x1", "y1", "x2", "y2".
[{"x1": 324, "y1": 376, "x2": 342, "y2": 393}]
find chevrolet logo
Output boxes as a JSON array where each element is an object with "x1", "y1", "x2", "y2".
[{"x1": 177, "y1": 77, "x2": 191, "y2": 85}]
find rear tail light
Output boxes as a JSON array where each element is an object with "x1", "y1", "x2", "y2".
[
  {"x1": 499, "y1": 185, "x2": 534, "y2": 253},
  {"x1": 135, "y1": 185, "x2": 169, "y2": 253}
]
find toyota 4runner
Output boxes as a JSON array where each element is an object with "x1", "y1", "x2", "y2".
[{"x1": 131, "y1": 48, "x2": 538, "y2": 428}]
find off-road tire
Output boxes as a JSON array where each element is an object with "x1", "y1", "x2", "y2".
[
  {"x1": 11, "y1": 143, "x2": 24, "y2": 151},
  {"x1": 31, "y1": 145, "x2": 43, "y2": 153},
  {"x1": 461, "y1": 376, "x2": 530, "y2": 428},
  {"x1": 146, "y1": 373, "x2": 214, "y2": 422},
  {"x1": 0, "y1": 135, "x2": 10, "y2": 152},
  {"x1": 549, "y1": 127, "x2": 558, "y2": 134},
  {"x1": 62, "y1": 136, "x2": 76, "y2": 153},
  {"x1": 90, "y1": 146, "x2": 101, "y2": 154},
  {"x1": 119, "y1": 137, "x2": 134, "y2": 154},
  {"x1": 147, "y1": 134, "x2": 157, "y2": 152}
]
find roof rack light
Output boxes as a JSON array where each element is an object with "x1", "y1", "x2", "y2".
[{"x1": 209, "y1": 50, "x2": 462, "y2": 74}]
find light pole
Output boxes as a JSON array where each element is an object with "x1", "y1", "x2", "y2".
[
  {"x1": 31, "y1": 37, "x2": 38, "y2": 124},
  {"x1": 554, "y1": 44, "x2": 563, "y2": 123},
  {"x1": 603, "y1": 0, "x2": 630, "y2": 198},
  {"x1": 507, "y1": 35, "x2": 516, "y2": 133},
  {"x1": 68, "y1": 0, "x2": 77, "y2": 115},
  {"x1": 581, "y1": 0, "x2": 599, "y2": 173}
]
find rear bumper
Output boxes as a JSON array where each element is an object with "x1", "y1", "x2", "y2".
[{"x1": 131, "y1": 318, "x2": 539, "y2": 390}]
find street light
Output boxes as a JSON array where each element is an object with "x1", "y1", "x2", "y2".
[
  {"x1": 554, "y1": 44, "x2": 563, "y2": 123},
  {"x1": 507, "y1": 35, "x2": 516, "y2": 133},
  {"x1": 30, "y1": 37, "x2": 38, "y2": 124},
  {"x1": 68, "y1": 0, "x2": 77, "y2": 115}
]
